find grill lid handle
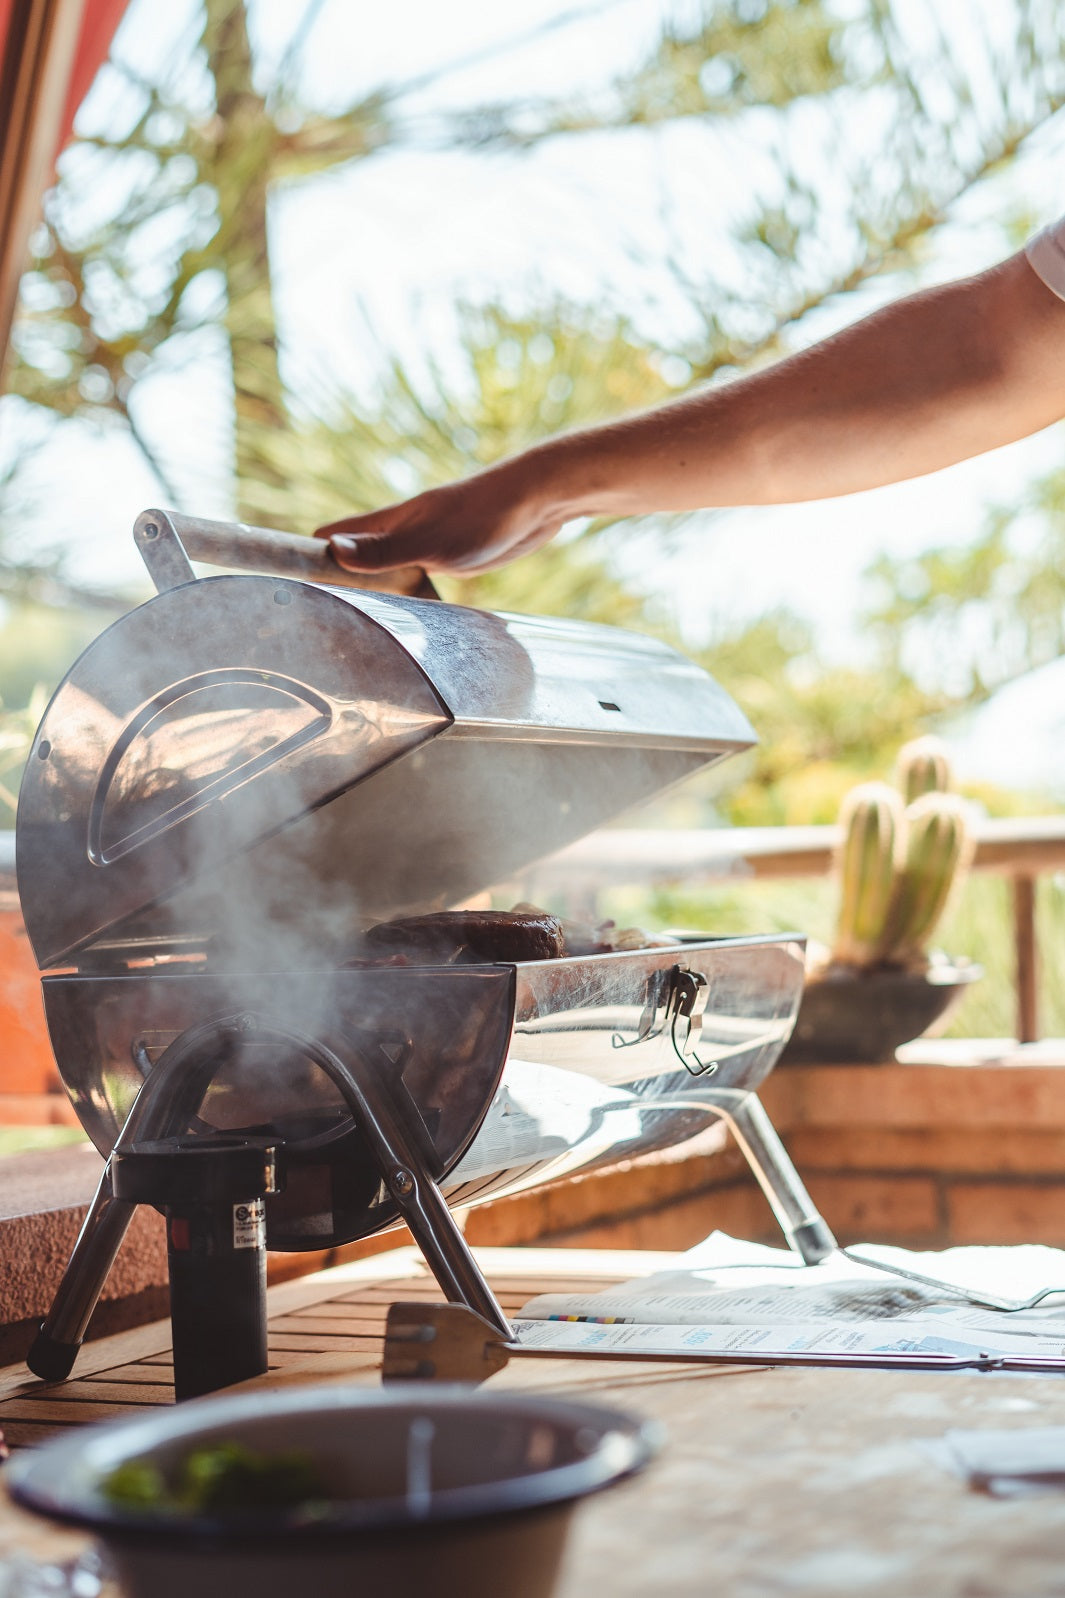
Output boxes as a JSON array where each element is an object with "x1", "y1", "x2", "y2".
[{"x1": 133, "y1": 508, "x2": 438, "y2": 599}]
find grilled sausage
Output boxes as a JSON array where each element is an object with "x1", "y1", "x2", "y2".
[{"x1": 360, "y1": 909, "x2": 566, "y2": 966}]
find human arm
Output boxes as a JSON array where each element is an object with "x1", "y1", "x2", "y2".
[{"x1": 318, "y1": 240, "x2": 1065, "y2": 576}]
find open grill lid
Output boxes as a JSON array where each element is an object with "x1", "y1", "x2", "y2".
[{"x1": 16, "y1": 514, "x2": 756, "y2": 971}]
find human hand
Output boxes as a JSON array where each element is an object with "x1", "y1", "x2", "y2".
[{"x1": 315, "y1": 459, "x2": 567, "y2": 577}]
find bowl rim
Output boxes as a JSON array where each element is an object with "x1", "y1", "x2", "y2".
[{"x1": 5, "y1": 1384, "x2": 659, "y2": 1547}]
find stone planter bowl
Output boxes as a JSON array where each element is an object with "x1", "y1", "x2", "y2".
[{"x1": 777, "y1": 958, "x2": 982, "y2": 1066}]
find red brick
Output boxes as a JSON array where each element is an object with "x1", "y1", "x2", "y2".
[
  {"x1": 946, "y1": 1182, "x2": 1065, "y2": 1246},
  {"x1": 763, "y1": 1063, "x2": 1065, "y2": 1133},
  {"x1": 546, "y1": 1184, "x2": 774, "y2": 1253},
  {"x1": 0, "y1": 911, "x2": 60, "y2": 1096},
  {"x1": 785, "y1": 1127, "x2": 1065, "y2": 1178},
  {"x1": 803, "y1": 1173, "x2": 941, "y2": 1245}
]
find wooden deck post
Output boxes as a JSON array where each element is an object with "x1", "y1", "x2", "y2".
[{"x1": 1013, "y1": 874, "x2": 1039, "y2": 1044}]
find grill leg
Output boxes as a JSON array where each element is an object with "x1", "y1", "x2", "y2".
[
  {"x1": 722, "y1": 1094, "x2": 836, "y2": 1264},
  {"x1": 27, "y1": 1166, "x2": 136, "y2": 1381},
  {"x1": 314, "y1": 1041, "x2": 513, "y2": 1340}
]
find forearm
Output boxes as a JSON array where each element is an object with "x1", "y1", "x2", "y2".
[
  {"x1": 516, "y1": 252, "x2": 1065, "y2": 521},
  {"x1": 320, "y1": 249, "x2": 1065, "y2": 575}
]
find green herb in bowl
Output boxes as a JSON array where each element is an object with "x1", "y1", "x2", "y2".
[{"x1": 103, "y1": 1442, "x2": 330, "y2": 1515}]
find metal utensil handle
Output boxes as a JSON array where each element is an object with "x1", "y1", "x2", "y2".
[
  {"x1": 134, "y1": 508, "x2": 357, "y2": 587},
  {"x1": 133, "y1": 507, "x2": 437, "y2": 597}
]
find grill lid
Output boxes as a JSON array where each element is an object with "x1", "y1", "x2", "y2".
[{"x1": 16, "y1": 514, "x2": 756, "y2": 970}]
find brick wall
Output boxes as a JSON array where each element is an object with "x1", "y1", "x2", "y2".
[{"x1": 0, "y1": 906, "x2": 62, "y2": 1099}]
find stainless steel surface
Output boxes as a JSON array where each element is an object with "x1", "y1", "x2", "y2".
[
  {"x1": 133, "y1": 512, "x2": 194, "y2": 592},
  {"x1": 17, "y1": 570, "x2": 754, "y2": 970},
  {"x1": 30, "y1": 1167, "x2": 133, "y2": 1364},
  {"x1": 37, "y1": 938, "x2": 809, "y2": 1252},
  {"x1": 41, "y1": 965, "x2": 516, "y2": 1251},
  {"x1": 724, "y1": 1098, "x2": 835, "y2": 1263}
]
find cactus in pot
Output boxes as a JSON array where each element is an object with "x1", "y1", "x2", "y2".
[{"x1": 786, "y1": 738, "x2": 980, "y2": 1063}]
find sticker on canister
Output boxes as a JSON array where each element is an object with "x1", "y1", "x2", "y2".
[{"x1": 232, "y1": 1198, "x2": 266, "y2": 1250}]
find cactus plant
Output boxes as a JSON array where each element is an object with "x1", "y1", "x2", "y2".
[
  {"x1": 895, "y1": 735, "x2": 952, "y2": 806},
  {"x1": 831, "y1": 782, "x2": 904, "y2": 968},
  {"x1": 827, "y1": 749, "x2": 973, "y2": 974},
  {"x1": 875, "y1": 791, "x2": 974, "y2": 969}
]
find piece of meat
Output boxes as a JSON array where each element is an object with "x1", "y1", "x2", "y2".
[{"x1": 360, "y1": 909, "x2": 566, "y2": 966}]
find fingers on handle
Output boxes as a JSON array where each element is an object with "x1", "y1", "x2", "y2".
[{"x1": 327, "y1": 531, "x2": 422, "y2": 572}]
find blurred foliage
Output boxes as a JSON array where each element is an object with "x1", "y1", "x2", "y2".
[
  {"x1": 691, "y1": 609, "x2": 954, "y2": 823},
  {"x1": 0, "y1": 687, "x2": 49, "y2": 813},
  {"x1": 10, "y1": 0, "x2": 1065, "y2": 521},
  {"x1": 0, "y1": 609, "x2": 105, "y2": 822},
  {"x1": 5, "y1": 0, "x2": 1065, "y2": 827},
  {"x1": 866, "y1": 470, "x2": 1065, "y2": 706},
  {"x1": 0, "y1": 606, "x2": 101, "y2": 710}
]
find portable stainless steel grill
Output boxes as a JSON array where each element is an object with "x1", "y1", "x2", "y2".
[{"x1": 17, "y1": 509, "x2": 835, "y2": 1398}]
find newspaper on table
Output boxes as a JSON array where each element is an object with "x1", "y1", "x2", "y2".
[{"x1": 512, "y1": 1232, "x2": 1065, "y2": 1366}]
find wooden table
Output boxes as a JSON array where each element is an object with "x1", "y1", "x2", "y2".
[{"x1": 5, "y1": 1244, "x2": 1065, "y2": 1595}]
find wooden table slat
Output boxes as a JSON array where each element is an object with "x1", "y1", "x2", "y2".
[
  {"x1": 0, "y1": 1420, "x2": 71, "y2": 1448},
  {"x1": 23, "y1": 1381, "x2": 174, "y2": 1406},
  {"x1": 267, "y1": 1332, "x2": 379, "y2": 1353},
  {"x1": 267, "y1": 1315, "x2": 387, "y2": 1338},
  {"x1": 0, "y1": 1399, "x2": 147, "y2": 1425},
  {"x1": 88, "y1": 1363, "x2": 178, "y2": 1385},
  {"x1": 280, "y1": 1304, "x2": 391, "y2": 1325}
]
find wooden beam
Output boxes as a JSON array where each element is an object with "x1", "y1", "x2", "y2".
[
  {"x1": 0, "y1": 0, "x2": 86, "y2": 384},
  {"x1": 527, "y1": 815, "x2": 1065, "y2": 896}
]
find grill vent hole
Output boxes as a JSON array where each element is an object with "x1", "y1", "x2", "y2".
[{"x1": 598, "y1": 700, "x2": 621, "y2": 713}]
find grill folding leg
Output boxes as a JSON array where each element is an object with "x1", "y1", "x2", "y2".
[
  {"x1": 27, "y1": 1168, "x2": 136, "y2": 1381},
  {"x1": 722, "y1": 1094, "x2": 837, "y2": 1264}
]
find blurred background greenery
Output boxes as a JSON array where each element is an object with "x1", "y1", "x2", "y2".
[{"x1": 4, "y1": 0, "x2": 1065, "y2": 1045}]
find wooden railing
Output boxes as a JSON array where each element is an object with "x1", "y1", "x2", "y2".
[{"x1": 526, "y1": 815, "x2": 1065, "y2": 1044}]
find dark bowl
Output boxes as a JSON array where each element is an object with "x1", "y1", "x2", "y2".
[
  {"x1": 776, "y1": 959, "x2": 982, "y2": 1066},
  {"x1": 5, "y1": 1384, "x2": 658, "y2": 1598}
]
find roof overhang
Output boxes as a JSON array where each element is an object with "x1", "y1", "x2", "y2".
[{"x1": 0, "y1": 0, "x2": 128, "y2": 385}]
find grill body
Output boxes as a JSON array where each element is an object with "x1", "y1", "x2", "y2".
[{"x1": 16, "y1": 510, "x2": 834, "y2": 1389}]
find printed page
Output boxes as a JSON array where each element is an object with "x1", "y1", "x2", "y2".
[
  {"x1": 512, "y1": 1314, "x2": 1065, "y2": 1363},
  {"x1": 518, "y1": 1232, "x2": 1065, "y2": 1352}
]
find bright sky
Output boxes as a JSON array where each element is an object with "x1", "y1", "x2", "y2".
[{"x1": 3, "y1": 0, "x2": 1065, "y2": 685}]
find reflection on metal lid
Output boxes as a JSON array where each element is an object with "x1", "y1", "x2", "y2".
[{"x1": 89, "y1": 671, "x2": 332, "y2": 865}]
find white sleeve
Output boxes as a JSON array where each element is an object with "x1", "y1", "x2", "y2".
[{"x1": 1025, "y1": 216, "x2": 1065, "y2": 301}]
